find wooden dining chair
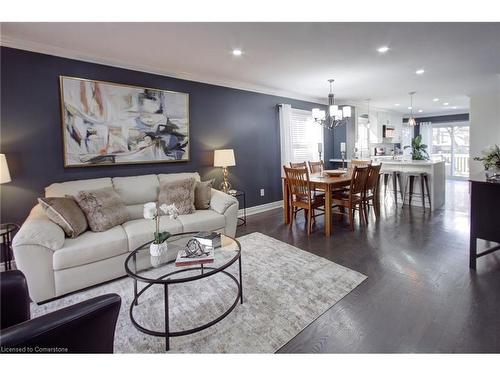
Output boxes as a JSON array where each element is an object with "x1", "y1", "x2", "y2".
[
  {"x1": 283, "y1": 166, "x2": 325, "y2": 235},
  {"x1": 290, "y1": 161, "x2": 307, "y2": 169},
  {"x1": 363, "y1": 164, "x2": 382, "y2": 219},
  {"x1": 350, "y1": 159, "x2": 372, "y2": 168},
  {"x1": 331, "y1": 166, "x2": 370, "y2": 231},
  {"x1": 308, "y1": 160, "x2": 324, "y2": 174},
  {"x1": 288, "y1": 162, "x2": 308, "y2": 218}
]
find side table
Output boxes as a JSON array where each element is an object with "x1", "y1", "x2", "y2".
[
  {"x1": 229, "y1": 190, "x2": 247, "y2": 227},
  {"x1": 1, "y1": 223, "x2": 19, "y2": 271}
]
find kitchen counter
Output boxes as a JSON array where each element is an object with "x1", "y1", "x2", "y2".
[{"x1": 380, "y1": 160, "x2": 445, "y2": 210}]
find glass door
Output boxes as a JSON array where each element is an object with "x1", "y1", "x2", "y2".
[{"x1": 431, "y1": 123, "x2": 469, "y2": 178}]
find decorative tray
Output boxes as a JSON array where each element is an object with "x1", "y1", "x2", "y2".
[{"x1": 323, "y1": 169, "x2": 346, "y2": 177}]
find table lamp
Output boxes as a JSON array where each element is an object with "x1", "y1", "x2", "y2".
[
  {"x1": 214, "y1": 149, "x2": 236, "y2": 193},
  {"x1": 0, "y1": 154, "x2": 11, "y2": 184}
]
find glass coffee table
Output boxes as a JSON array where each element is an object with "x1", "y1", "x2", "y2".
[{"x1": 124, "y1": 232, "x2": 242, "y2": 351}]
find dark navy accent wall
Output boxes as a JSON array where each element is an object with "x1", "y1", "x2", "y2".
[
  {"x1": 403, "y1": 113, "x2": 469, "y2": 137},
  {"x1": 0, "y1": 47, "x2": 325, "y2": 224}
]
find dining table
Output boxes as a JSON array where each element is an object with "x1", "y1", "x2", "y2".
[{"x1": 283, "y1": 170, "x2": 352, "y2": 236}]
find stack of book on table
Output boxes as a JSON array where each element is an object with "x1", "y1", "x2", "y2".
[{"x1": 175, "y1": 232, "x2": 221, "y2": 267}]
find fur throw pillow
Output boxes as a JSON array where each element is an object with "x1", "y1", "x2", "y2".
[
  {"x1": 158, "y1": 177, "x2": 196, "y2": 215},
  {"x1": 74, "y1": 187, "x2": 129, "y2": 232}
]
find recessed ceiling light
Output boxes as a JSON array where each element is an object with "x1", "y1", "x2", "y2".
[
  {"x1": 232, "y1": 49, "x2": 243, "y2": 56},
  {"x1": 443, "y1": 102, "x2": 449, "y2": 106},
  {"x1": 415, "y1": 69, "x2": 425, "y2": 75},
  {"x1": 395, "y1": 103, "x2": 400, "y2": 106},
  {"x1": 418, "y1": 109, "x2": 424, "y2": 113},
  {"x1": 452, "y1": 106, "x2": 458, "y2": 109},
  {"x1": 433, "y1": 98, "x2": 439, "y2": 102},
  {"x1": 408, "y1": 106, "x2": 413, "y2": 110},
  {"x1": 377, "y1": 46, "x2": 390, "y2": 54}
]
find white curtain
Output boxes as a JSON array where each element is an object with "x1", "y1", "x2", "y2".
[
  {"x1": 419, "y1": 122, "x2": 433, "y2": 156},
  {"x1": 279, "y1": 104, "x2": 293, "y2": 176}
]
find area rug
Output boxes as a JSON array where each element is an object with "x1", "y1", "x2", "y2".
[{"x1": 31, "y1": 232, "x2": 366, "y2": 353}]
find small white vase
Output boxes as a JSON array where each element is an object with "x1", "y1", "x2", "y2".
[{"x1": 150, "y1": 241, "x2": 168, "y2": 257}]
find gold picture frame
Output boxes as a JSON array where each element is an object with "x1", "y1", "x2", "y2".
[{"x1": 59, "y1": 75, "x2": 190, "y2": 167}]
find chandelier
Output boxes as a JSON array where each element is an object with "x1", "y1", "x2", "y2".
[
  {"x1": 408, "y1": 91, "x2": 417, "y2": 127},
  {"x1": 312, "y1": 79, "x2": 351, "y2": 130}
]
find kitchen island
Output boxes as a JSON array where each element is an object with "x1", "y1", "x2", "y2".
[{"x1": 379, "y1": 160, "x2": 445, "y2": 210}]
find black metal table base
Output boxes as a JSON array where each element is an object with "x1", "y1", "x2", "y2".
[{"x1": 129, "y1": 260, "x2": 243, "y2": 351}]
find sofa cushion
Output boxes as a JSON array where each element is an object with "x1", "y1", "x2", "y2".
[
  {"x1": 122, "y1": 217, "x2": 183, "y2": 251},
  {"x1": 45, "y1": 178, "x2": 112, "y2": 198},
  {"x1": 53, "y1": 226, "x2": 128, "y2": 270},
  {"x1": 125, "y1": 204, "x2": 145, "y2": 221},
  {"x1": 195, "y1": 180, "x2": 214, "y2": 210},
  {"x1": 158, "y1": 172, "x2": 201, "y2": 184},
  {"x1": 177, "y1": 210, "x2": 226, "y2": 233},
  {"x1": 112, "y1": 174, "x2": 159, "y2": 206},
  {"x1": 158, "y1": 178, "x2": 196, "y2": 215},
  {"x1": 75, "y1": 187, "x2": 129, "y2": 232},
  {"x1": 38, "y1": 197, "x2": 88, "y2": 238}
]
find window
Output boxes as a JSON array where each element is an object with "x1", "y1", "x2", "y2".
[{"x1": 289, "y1": 109, "x2": 323, "y2": 163}]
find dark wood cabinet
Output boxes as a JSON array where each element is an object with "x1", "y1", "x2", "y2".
[{"x1": 469, "y1": 175, "x2": 500, "y2": 269}]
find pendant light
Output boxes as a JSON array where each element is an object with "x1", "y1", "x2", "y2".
[
  {"x1": 408, "y1": 91, "x2": 417, "y2": 127},
  {"x1": 312, "y1": 79, "x2": 352, "y2": 130}
]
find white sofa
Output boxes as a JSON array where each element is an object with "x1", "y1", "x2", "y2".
[{"x1": 12, "y1": 172, "x2": 239, "y2": 303}]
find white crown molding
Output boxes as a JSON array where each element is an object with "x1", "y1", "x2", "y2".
[{"x1": 0, "y1": 35, "x2": 325, "y2": 105}]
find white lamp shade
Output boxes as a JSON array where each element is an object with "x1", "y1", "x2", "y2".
[
  {"x1": 214, "y1": 149, "x2": 236, "y2": 167},
  {"x1": 312, "y1": 108, "x2": 321, "y2": 119},
  {"x1": 342, "y1": 106, "x2": 352, "y2": 118},
  {"x1": 329, "y1": 105, "x2": 339, "y2": 116},
  {"x1": 0, "y1": 154, "x2": 11, "y2": 184}
]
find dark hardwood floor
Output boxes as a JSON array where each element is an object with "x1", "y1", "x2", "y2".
[{"x1": 236, "y1": 180, "x2": 500, "y2": 353}]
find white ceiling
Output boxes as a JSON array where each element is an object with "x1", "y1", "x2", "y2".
[{"x1": 2, "y1": 22, "x2": 500, "y2": 116}]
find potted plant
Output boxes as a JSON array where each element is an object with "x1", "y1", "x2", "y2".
[
  {"x1": 404, "y1": 134, "x2": 430, "y2": 160},
  {"x1": 143, "y1": 202, "x2": 179, "y2": 256},
  {"x1": 474, "y1": 144, "x2": 500, "y2": 180}
]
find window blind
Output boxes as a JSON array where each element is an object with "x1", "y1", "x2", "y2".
[{"x1": 289, "y1": 109, "x2": 323, "y2": 164}]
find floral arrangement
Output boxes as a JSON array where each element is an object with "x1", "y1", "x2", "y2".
[
  {"x1": 473, "y1": 145, "x2": 500, "y2": 171},
  {"x1": 143, "y1": 202, "x2": 179, "y2": 245}
]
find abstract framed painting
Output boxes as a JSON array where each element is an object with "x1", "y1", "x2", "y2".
[{"x1": 59, "y1": 76, "x2": 190, "y2": 167}]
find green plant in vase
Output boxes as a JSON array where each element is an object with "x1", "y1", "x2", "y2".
[
  {"x1": 474, "y1": 144, "x2": 500, "y2": 180},
  {"x1": 404, "y1": 134, "x2": 430, "y2": 160}
]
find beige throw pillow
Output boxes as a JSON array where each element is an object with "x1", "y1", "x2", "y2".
[
  {"x1": 74, "y1": 187, "x2": 129, "y2": 232},
  {"x1": 158, "y1": 177, "x2": 196, "y2": 215},
  {"x1": 194, "y1": 180, "x2": 214, "y2": 210},
  {"x1": 38, "y1": 197, "x2": 88, "y2": 238}
]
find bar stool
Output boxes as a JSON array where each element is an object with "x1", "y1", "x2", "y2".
[
  {"x1": 382, "y1": 171, "x2": 404, "y2": 204},
  {"x1": 402, "y1": 172, "x2": 432, "y2": 210}
]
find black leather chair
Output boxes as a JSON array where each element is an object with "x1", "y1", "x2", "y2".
[{"x1": 0, "y1": 270, "x2": 121, "y2": 353}]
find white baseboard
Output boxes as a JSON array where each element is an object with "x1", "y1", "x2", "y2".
[{"x1": 238, "y1": 200, "x2": 283, "y2": 218}]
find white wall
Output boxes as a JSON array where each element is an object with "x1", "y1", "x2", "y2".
[
  {"x1": 352, "y1": 103, "x2": 404, "y2": 157},
  {"x1": 469, "y1": 76, "x2": 500, "y2": 176}
]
